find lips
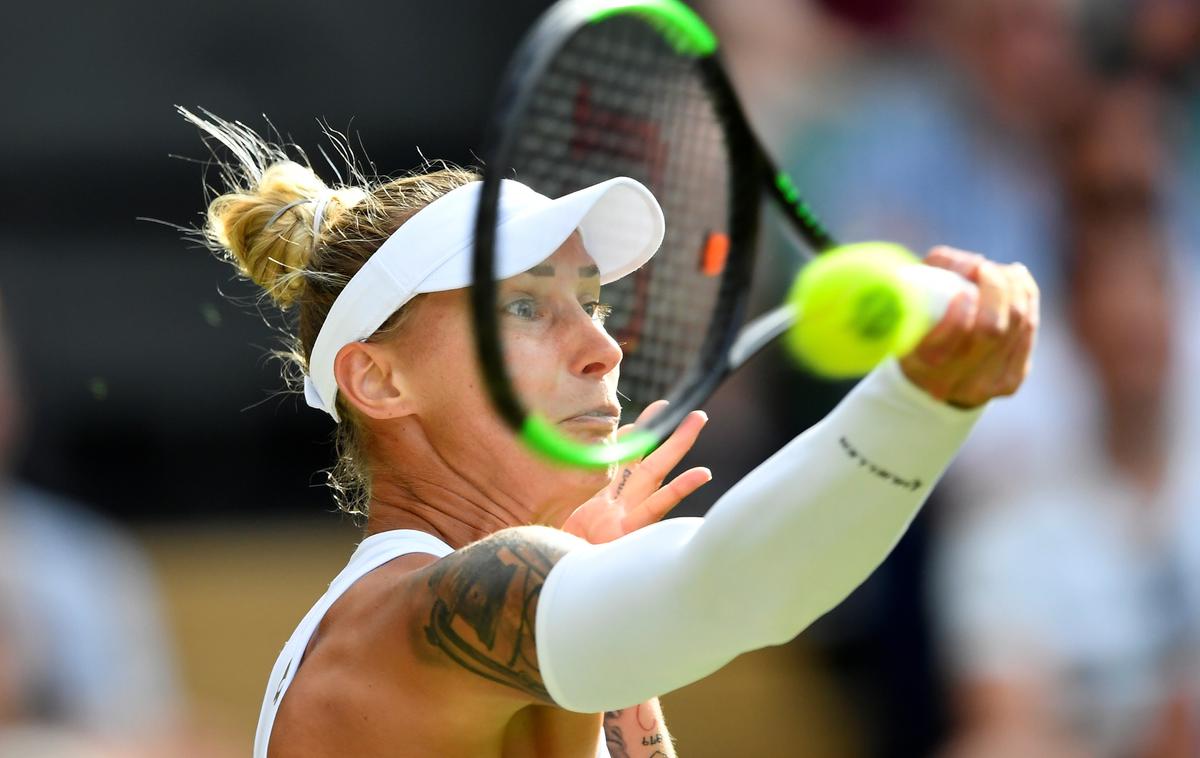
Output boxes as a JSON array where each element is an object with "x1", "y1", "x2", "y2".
[{"x1": 559, "y1": 403, "x2": 621, "y2": 424}]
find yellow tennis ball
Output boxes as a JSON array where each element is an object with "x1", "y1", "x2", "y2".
[{"x1": 783, "y1": 242, "x2": 933, "y2": 378}]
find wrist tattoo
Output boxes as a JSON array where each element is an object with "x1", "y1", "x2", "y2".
[
  {"x1": 606, "y1": 708, "x2": 670, "y2": 758},
  {"x1": 604, "y1": 710, "x2": 631, "y2": 758}
]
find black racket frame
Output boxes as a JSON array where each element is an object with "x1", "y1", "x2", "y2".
[{"x1": 471, "y1": 0, "x2": 838, "y2": 451}]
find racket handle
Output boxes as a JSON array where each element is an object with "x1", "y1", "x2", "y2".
[{"x1": 895, "y1": 264, "x2": 977, "y2": 324}]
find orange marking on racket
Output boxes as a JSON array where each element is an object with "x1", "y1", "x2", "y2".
[{"x1": 700, "y1": 231, "x2": 729, "y2": 277}]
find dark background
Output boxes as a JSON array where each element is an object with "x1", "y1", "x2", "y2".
[
  {"x1": 0, "y1": 7, "x2": 944, "y2": 751},
  {"x1": 5, "y1": 2, "x2": 1198, "y2": 756},
  {"x1": 2, "y1": 0, "x2": 575, "y2": 520}
]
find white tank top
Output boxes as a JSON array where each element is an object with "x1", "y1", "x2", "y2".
[{"x1": 253, "y1": 529, "x2": 611, "y2": 758}]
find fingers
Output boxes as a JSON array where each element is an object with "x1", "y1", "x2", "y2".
[
  {"x1": 974, "y1": 261, "x2": 1012, "y2": 337},
  {"x1": 1012, "y1": 262, "x2": 1040, "y2": 333},
  {"x1": 954, "y1": 328, "x2": 1022, "y2": 406},
  {"x1": 924, "y1": 246, "x2": 984, "y2": 280},
  {"x1": 996, "y1": 320, "x2": 1036, "y2": 396},
  {"x1": 617, "y1": 399, "x2": 669, "y2": 440},
  {"x1": 902, "y1": 250, "x2": 1041, "y2": 407},
  {"x1": 944, "y1": 263, "x2": 1015, "y2": 404},
  {"x1": 990, "y1": 264, "x2": 1038, "y2": 397},
  {"x1": 625, "y1": 466, "x2": 713, "y2": 529},
  {"x1": 633, "y1": 410, "x2": 709, "y2": 488},
  {"x1": 911, "y1": 290, "x2": 977, "y2": 367},
  {"x1": 610, "y1": 409, "x2": 709, "y2": 505},
  {"x1": 613, "y1": 398, "x2": 670, "y2": 490},
  {"x1": 601, "y1": 402, "x2": 712, "y2": 537},
  {"x1": 924, "y1": 247, "x2": 1012, "y2": 334},
  {"x1": 636, "y1": 398, "x2": 670, "y2": 424}
]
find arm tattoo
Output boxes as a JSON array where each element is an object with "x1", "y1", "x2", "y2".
[
  {"x1": 424, "y1": 530, "x2": 571, "y2": 701},
  {"x1": 604, "y1": 711, "x2": 631, "y2": 758}
]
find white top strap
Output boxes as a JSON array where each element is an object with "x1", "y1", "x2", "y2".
[
  {"x1": 252, "y1": 528, "x2": 611, "y2": 757},
  {"x1": 253, "y1": 530, "x2": 454, "y2": 757}
]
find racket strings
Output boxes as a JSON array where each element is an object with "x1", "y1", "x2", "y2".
[{"x1": 505, "y1": 16, "x2": 737, "y2": 418}]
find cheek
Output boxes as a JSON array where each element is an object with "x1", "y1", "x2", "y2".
[
  {"x1": 407, "y1": 325, "x2": 547, "y2": 454},
  {"x1": 504, "y1": 332, "x2": 563, "y2": 408},
  {"x1": 399, "y1": 311, "x2": 498, "y2": 426},
  {"x1": 425, "y1": 357, "x2": 487, "y2": 413}
]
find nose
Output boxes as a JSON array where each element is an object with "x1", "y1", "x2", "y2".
[{"x1": 567, "y1": 308, "x2": 622, "y2": 378}]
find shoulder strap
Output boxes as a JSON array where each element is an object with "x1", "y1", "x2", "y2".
[{"x1": 253, "y1": 530, "x2": 454, "y2": 758}]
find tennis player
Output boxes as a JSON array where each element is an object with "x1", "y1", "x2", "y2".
[{"x1": 187, "y1": 115, "x2": 1037, "y2": 758}]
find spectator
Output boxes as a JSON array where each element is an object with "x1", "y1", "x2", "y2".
[
  {"x1": 773, "y1": 0, "x2": 1091, "y2": 299},
  {"x1": 0, "y1": 291, "x2": 182, "y2": 744},
  {"x1": 932, "y1": 80, "x2": 1199, "y2": 758}
]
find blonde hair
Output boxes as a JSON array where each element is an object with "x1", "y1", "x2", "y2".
[{"x1": 181, "y1": 108, "x2": 479, "y2": 519}]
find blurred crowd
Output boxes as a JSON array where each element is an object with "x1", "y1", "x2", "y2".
[
  {"x1": 2, "y1": 0, "x2": 1198, "y2": 755},
  {"x1": 697, "y1": 0, "x2": 1200, "y2": 755},
  {"x1": 0, "y1": 299, "x2": 242, "y2": 756}
]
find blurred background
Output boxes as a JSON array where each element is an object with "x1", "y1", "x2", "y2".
[{"x1": 2, "y1": 0, "x2": 1198, "y2": 755}]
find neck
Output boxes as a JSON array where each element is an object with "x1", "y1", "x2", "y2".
[
  {"x1": 365, "y1": 472, "x2": 537, "y2": 550},
  {"x1": 359, "y1": 417, "x2": 606, "y2": 547},
  {"x1": 362, "y1": 423, "x2": 536, "y2": 550}
]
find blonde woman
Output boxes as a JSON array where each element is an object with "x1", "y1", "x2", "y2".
[{"x1": 184, "y1": 111, "x2": 1038, "y2": 758}]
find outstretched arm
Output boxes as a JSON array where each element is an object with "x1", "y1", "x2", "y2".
[
  {"x1": 534, "y1": 250, "x2": 1036, "y2": 712},
  {"x1": 537, "y1": 355, "x2": 982, "y2": 712},
  {"x1": 411, "y1": 355, "x2": 976, "y2": 713},
  {"x1": 412, "y1": 250, "x2": 1035, "y2": 715}
]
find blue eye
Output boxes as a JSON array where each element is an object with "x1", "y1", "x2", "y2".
[
  {"x1": 586, "y1": 301, "x2": 613, "y2": 324},
  {"x1": 504, "y1": 298, "x2": 538, "y2": 320}
]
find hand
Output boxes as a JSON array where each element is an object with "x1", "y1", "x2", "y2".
[
  {"x1": 900, "y1": 247, "x2": 1040, "y2": 409},
  {"x1": 561, "y1": 401, "x2": 712, "y2": 544}
]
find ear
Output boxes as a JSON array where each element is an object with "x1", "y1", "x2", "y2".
[{"x1": 333, "y1": 341, "x2": 414, "y2": 420}]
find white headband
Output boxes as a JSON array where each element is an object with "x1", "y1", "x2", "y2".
[{"x1": 303, "y1": 177, "x2": 665, "y2": 420}]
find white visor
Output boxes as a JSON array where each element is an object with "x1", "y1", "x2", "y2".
[{"x1": 304, "y1": 177, "x2": 665, "y2": 420}]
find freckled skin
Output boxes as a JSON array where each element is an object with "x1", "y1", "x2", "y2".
[
  {"x1": 269, "y1": 236, "x2": 637, "y2": 757},
  {"x1": 369, "y1": 233, "x2": 624, "y2": 529},
  {"x1": 268, "y1": 238, "x2": 1036, "y2": 756}
]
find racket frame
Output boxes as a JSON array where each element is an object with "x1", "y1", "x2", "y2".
[{"x1": 471, "y1": 0, "x2": 837, "y2": 467}]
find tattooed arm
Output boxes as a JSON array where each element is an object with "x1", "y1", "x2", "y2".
[
  {"x1": 406, "y1": 361, "x2": 981, "y2": 716},
  {"x1": 605, "y1": 701, "x2": 675, "y2": 758},
  {"x1": 409, "y1": 361, "x2": 980, "y2": 719},
  {"x1": 414, "y1": 524, "x2": 585, "y2": 704}
]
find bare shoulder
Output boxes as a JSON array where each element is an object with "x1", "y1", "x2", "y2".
[
  {"x1": 273, "y1": 527, "x2": 587, "y2": 754},
  {"x1": 270, "y1": 551, "x2": 443, "y2": 756},
  {"x1": 406, "y1": 525, "x2": 587, "y2": 705}
]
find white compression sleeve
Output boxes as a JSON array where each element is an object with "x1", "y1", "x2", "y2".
[{"x1": 535, "y1": 359, "x2": 983, "y2": 713}]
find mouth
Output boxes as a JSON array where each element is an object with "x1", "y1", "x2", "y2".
[{"x1": 559, "y1": 404, "x2": 621, "y2": 426}]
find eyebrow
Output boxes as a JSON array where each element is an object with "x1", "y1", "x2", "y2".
[{"x1": 524, "y1": 264, "x2": 601, "y2": 278}]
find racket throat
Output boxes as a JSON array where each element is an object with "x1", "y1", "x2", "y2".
[{"x1": 727, "y1": 303, "x2": 798, "y2": 370}]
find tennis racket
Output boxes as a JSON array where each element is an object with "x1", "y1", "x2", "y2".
[{"x1": 471, "y1": 0, "x2": 966, "y2": 468}]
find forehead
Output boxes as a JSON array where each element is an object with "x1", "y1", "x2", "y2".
[{"x1": 510, "y1": 232, "x2": 601, "y2": 282}]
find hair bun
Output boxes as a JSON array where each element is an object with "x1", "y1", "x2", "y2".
[{"x1": 206, "y1": 161, "x2": 332, "y2": 308}]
